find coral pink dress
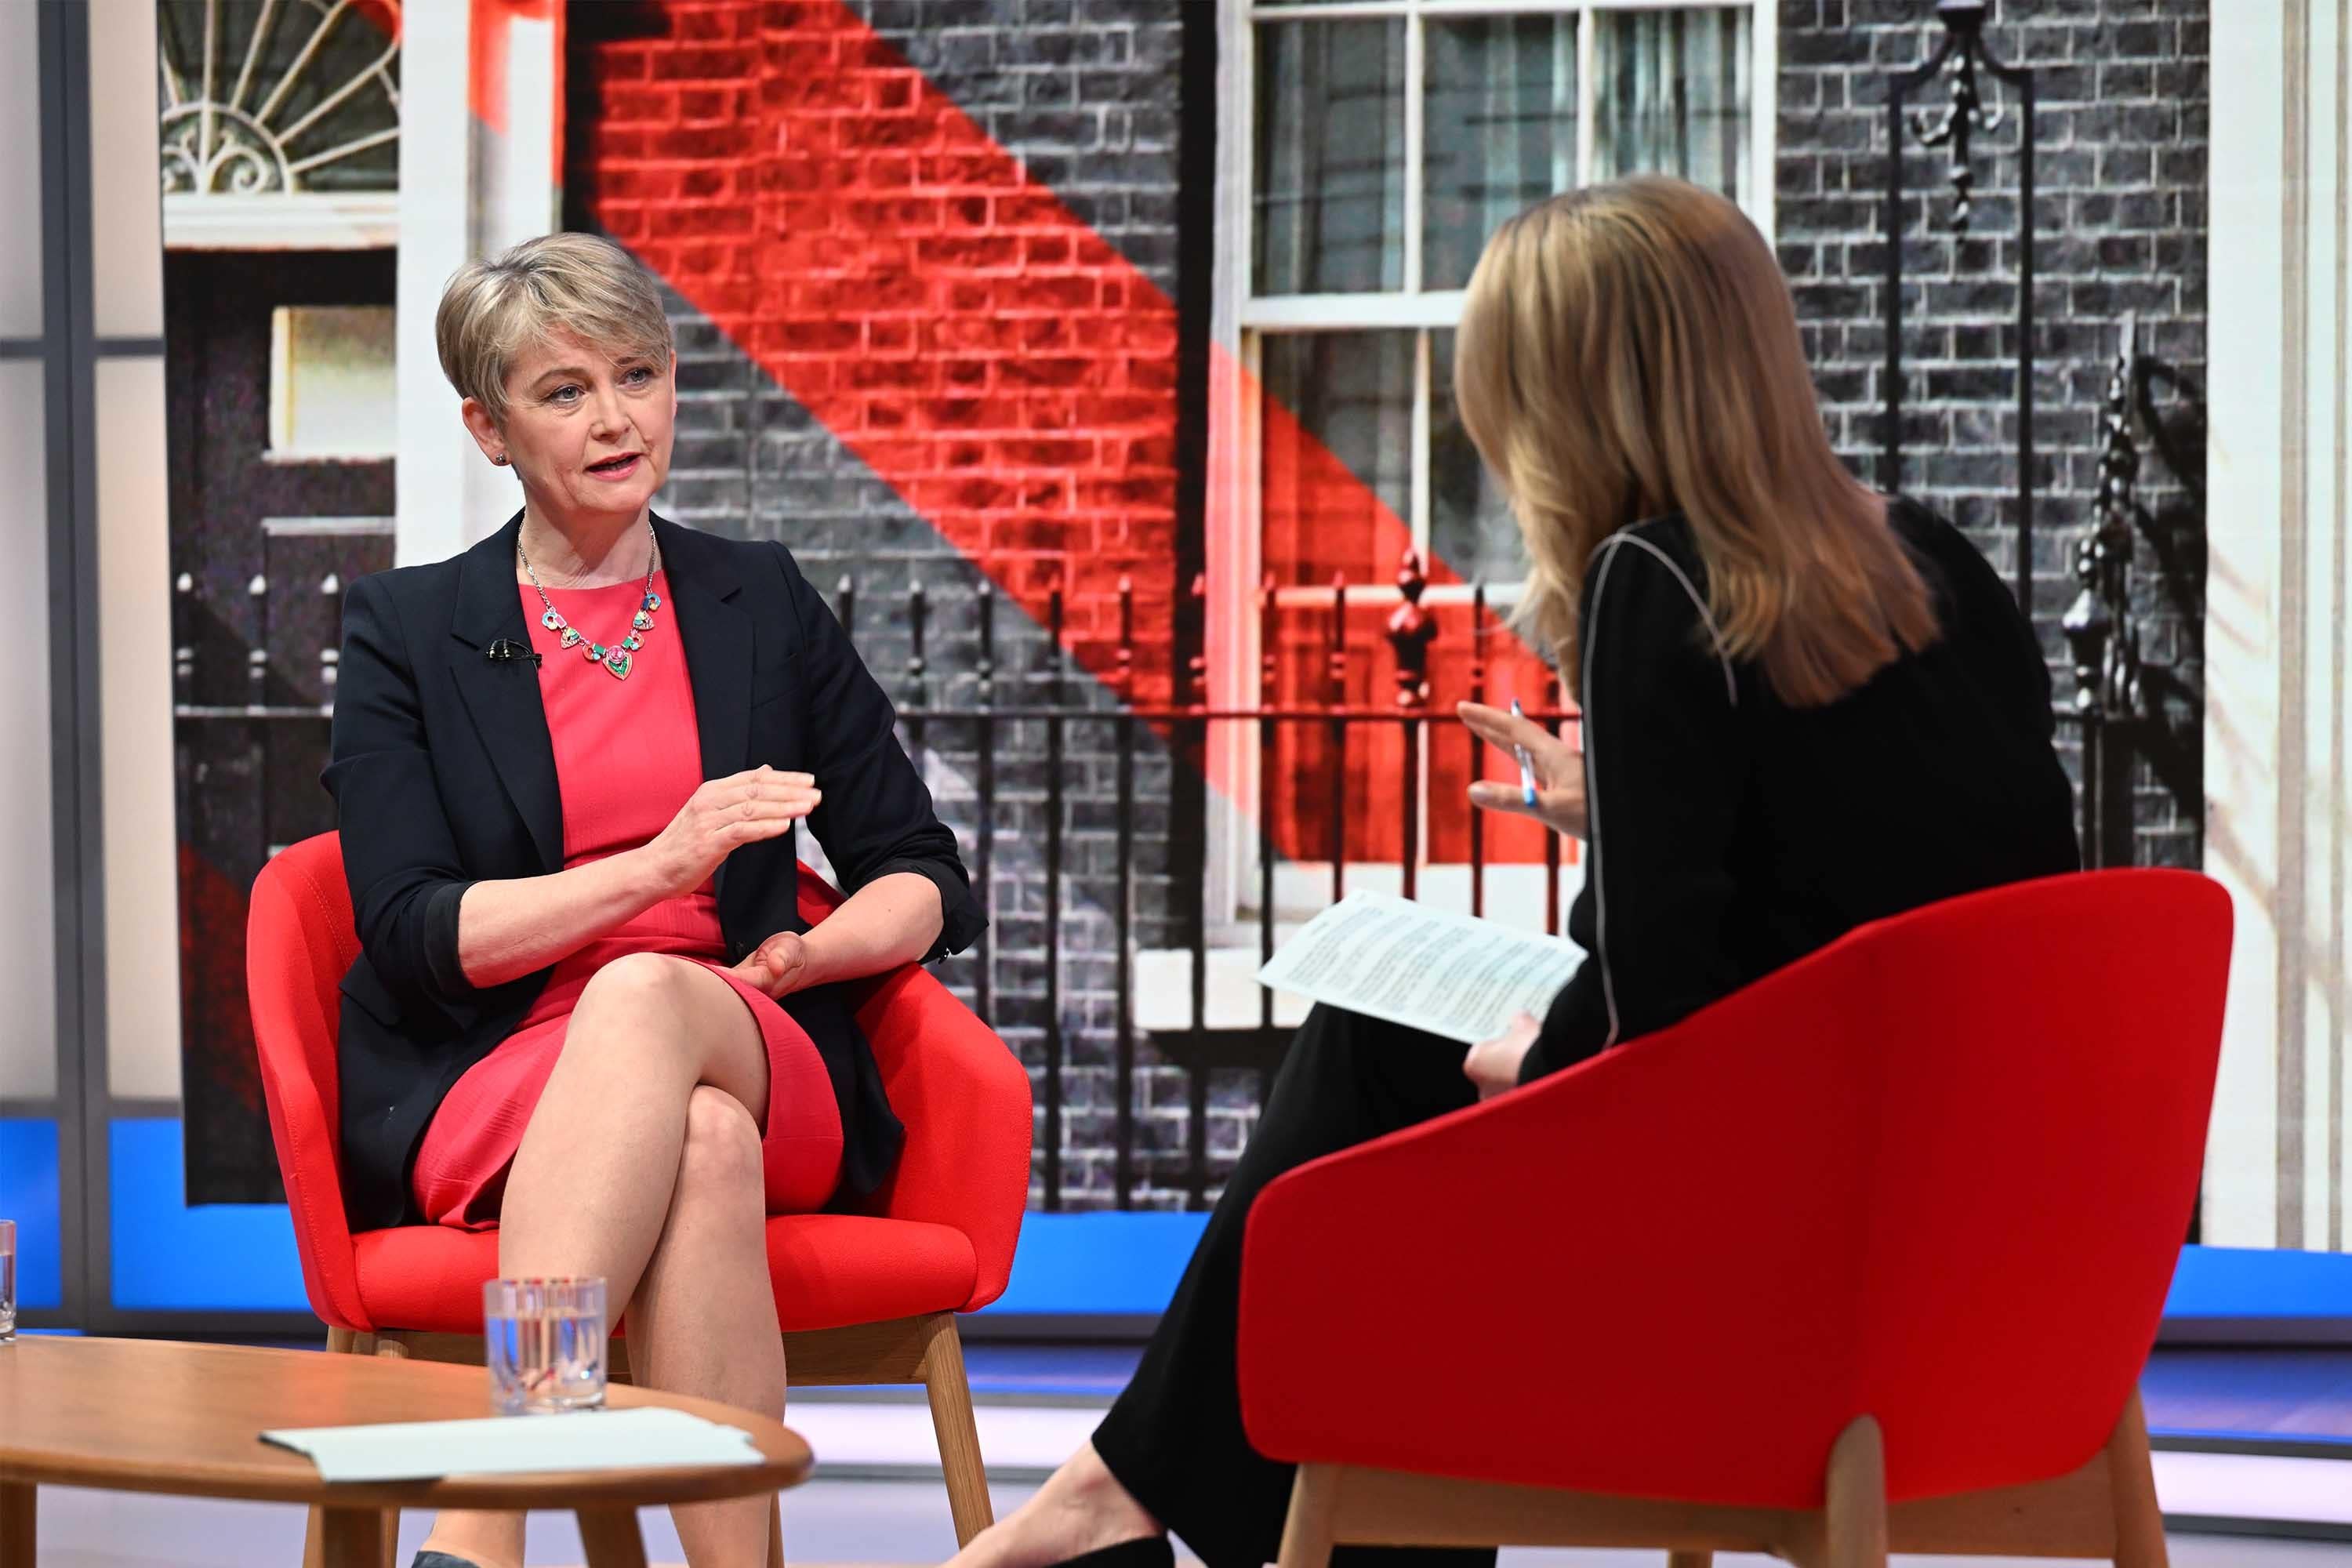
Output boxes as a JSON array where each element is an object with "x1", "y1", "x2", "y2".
[{"x1": 409, "y1": 572, "x2": 844, "y2": 1229}]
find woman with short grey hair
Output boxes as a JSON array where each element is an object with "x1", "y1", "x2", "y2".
[{"x1": 328, "y1": 230, "x2": 985, "y2": 1568}]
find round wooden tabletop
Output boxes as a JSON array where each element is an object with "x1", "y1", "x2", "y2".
[{"x1": 0, "y1": 1335, "x2": 814, "y2": 1512}]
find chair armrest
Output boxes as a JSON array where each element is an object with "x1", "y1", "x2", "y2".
[
  {"x1": 852, "y1": 962, "x2": 1033, "y2": 1310},
  {"x1": 1237, "y1": 967, "x2": 1874, "y2": 1510}
]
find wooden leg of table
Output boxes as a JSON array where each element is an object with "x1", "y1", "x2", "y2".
[
  {"x1": 768, "y1": 1492, "x2": 787, "y2": 1568},
  {"x1": 577, "y1": 1506, "x2": 652, "y2": 1568},
  {"x1": 2, "y1": 1480, "x2": 34, "y2": 1567},
  {"x1": 1824, "y1": 1417, "x2": 1888, "y2": 1568},
  {"x1": 1275, "y1": 1465, "x2": 1341, "y2": 1568},
  {"x1": 318, "y1": 1505, "x2": 390, "y2": 1568},
  {"x1": 1668, "y1": 1554, "x2": 1715, "y2": 1568},
  {"x1": 919, "y1": 1312, "x2": 995, "y2": 1544}
]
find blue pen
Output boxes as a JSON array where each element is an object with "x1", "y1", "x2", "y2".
[{"x1": 1508, "y1": 699, "x2": 1539, "y2": 807}]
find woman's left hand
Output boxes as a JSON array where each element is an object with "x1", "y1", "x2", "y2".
[
  {"x1": 730, "y1": 931, "x2": 813, "y2": 998},
  {"x1": 1462, "y1": 1011, "x2": 1541, "y2": 1099}
]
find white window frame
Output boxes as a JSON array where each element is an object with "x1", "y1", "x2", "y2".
[{"x1": 1205, "y1": 0, "x2": 1777, "y2": 930}]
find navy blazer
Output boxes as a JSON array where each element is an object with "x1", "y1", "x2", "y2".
[{"x1": 325, "y1": 510, "x2": 985, "y2": 1232}]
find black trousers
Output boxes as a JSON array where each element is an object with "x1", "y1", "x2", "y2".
[{"x1": 1090, "y1": 1004, "x2": 1496, "y2": 1568}]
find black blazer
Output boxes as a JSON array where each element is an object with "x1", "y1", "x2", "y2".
[{"x1": 325, "y1": 510, "x2": 985, "y2": 1232}]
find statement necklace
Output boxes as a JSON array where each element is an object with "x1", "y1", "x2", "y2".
[{"x1": 519, "y1": 523, "x2": 662, "y2": 682}]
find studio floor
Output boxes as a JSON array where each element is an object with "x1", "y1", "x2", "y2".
[
  {"x1": 20, "y1": 1344, "x2": 2352, "y2": 1566},
  {"x1": 23, "y1": 1479, "x2": 2352, "y2": 1568}
]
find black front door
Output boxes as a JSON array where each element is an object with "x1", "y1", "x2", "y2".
[{"x1": 166, "y1": 249, "x2": 395, "y2": 1203}]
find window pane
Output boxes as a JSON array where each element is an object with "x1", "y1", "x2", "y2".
[
  {"x1": 1424, "y1": 15, "x2": 1577, "y2": 292},
  {"x1": 270, "y1": 306, "x2": 397, "y2": 459},
  {"x1": 1594, "y1": 8, "x2": 1753, "y2": 204},
  {"x1": 1254, "y1": 20, "x2": 1406, "y2": 296},
  {"x1": 1259, "y1": 332, "x2": 1414, "y2": 589},
  {"x1": 1429, "y1": 329, "x2": 1522, "y2": 588}
]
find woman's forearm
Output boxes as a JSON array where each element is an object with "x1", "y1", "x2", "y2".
[
  {"x1": 794, "y1": 871, "x2": 945, "y2": 989},
  {"x1": 456, "y1": 848, "x2": 670, "y2": 989}
]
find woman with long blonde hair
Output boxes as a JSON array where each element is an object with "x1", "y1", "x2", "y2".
[{"x1": 949, "y1": 176, "x2": 2077, "y2": 1568}]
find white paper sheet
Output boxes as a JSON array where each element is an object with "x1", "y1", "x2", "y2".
[
  {"x1": 1256, "y1": 890, "x2": 1580, "y2": 1045},
  {"x1": 260, "y1": 1405, "x2": 767, "y2": 1483}
]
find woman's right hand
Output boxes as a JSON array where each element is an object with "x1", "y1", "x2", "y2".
[
  {"x1": 1457, "y1": 701, "x2": 1588, "y2": 840},
  {"x1": 640, "y1": 765, "x2": 822, "y2": 898}
]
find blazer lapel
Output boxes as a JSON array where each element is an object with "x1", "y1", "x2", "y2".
[
  {"x1": 656, "y1": 515, "x2": 754, "y2": 904},
  {"x1": 449, "y1": 512, "x2": 564, "y2": 873}
]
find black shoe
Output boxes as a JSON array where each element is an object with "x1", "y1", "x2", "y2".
[{"x1": 1047, "y1": 1539, "x2": 1175, "y2": 1568}]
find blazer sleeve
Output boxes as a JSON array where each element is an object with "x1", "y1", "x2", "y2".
[
  {"x1": 321, "y1": 573, "x2": 478, "y2": 1014},
  {"x1": 1520, "y1": 536, "x2": 1751, "y2": 1084},
  {"x1": 778, "y1": 542, "x2": 986, "y2": 964}
]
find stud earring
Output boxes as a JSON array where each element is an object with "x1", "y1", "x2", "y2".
[{"x1": 492, "y1": 454, "x2": 510, "y2": 466}]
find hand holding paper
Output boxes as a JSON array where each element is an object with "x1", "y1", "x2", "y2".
[{"x1": 1257, "y1": 891, "x2": 1578, "y2": 1047}]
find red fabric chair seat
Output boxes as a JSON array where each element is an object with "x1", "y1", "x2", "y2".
[{"x1": 354, "y1": 1214, "x2": 980, "y2": 1336}]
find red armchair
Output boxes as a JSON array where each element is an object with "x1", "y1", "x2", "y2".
[
  {"x1": 249, "y1": 832, "x2": 1032, "y2": 1563},
  {"x1": 1239, "y1": 869, "x2": 2230, "y2": 1568}
]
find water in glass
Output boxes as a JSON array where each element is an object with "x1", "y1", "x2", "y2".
[
  {"x1": 0, "y1": 1219, "x2": 16, "y2": 1341},
  {"x1": 483, "y1": 1276, "x2": 605, "y2": 1413}
]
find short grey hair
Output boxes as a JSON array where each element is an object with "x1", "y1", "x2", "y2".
[{"x1": 434, "y1": 232, "x2": 675, "y2": 426}]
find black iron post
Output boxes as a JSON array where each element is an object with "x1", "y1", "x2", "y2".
[
  {"x1": 1885, "y1": 0, "x2": 2039, "y2": 619},
  {"x1": 2063, "y1": 320, "x2": 2147, "y2": 869}
]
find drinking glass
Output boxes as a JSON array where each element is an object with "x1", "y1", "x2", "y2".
[
  {"x1": 0, "y1": 1219, "x2": 15, "y2": 1341},
  {"x1": 482, "y1": 1276, "x2": 605, "y2": 1414}
]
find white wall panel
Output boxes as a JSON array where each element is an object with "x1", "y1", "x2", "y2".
[
  {"x1": 2206, "y1": 0, "x2": 2352, "y2": 1252},
  {"x1": 86, "y1": 0, "x2": 165, "y2": 339},
  {"x1": 0, "y1": 2, "x2": 43, "y2": 338},
  {"x1": 96, "y1": 357, "x2": 181, "y2": 1101},
  {"x1": 0, "y1": 363, "x2": 57, "y2": 1100}
]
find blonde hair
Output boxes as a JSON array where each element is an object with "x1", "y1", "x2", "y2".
[
  {"x1": 1454, "y1": 176, "x2": 1938, "y2": 708},
  {"x1": 434, "y1": 232, "x2": 675, "y2": 426}
]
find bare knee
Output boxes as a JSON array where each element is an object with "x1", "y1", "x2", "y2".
[
  {"x1": 677, "y1": 1085, "x2": 764, "y2": 1205},
  {"x1": 576, "y1": 951, "x2": 701, "y2": 1022}
]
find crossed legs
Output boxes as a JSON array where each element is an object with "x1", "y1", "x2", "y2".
[{"x1": 419, "y1": 953, "x2": 783, "y2": 1568}]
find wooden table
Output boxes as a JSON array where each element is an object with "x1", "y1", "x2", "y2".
[{"x1": 0, "y1": 1336, "x2": 813, "y2": 1567}]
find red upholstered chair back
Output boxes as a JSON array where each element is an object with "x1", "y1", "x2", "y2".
[
  {"x1": 1239, "y1": 869, "x2": 2232, "y2": 1508},
  {"x1": 1796, "y1": 869, "x2": 2229, "y2": 1497},
  {"x1": 247, "y1": 833, "x2": 368, "y2": 1328}
]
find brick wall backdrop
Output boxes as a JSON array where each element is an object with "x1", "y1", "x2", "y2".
[
  {"x1": 1777, "y1": 0, "x2": 2209, "y2": 867},
  {"x1": 564, "y1": 0, "x2": 2212, "y2": 1210}
]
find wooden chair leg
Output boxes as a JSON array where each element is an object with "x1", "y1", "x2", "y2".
[
  {"x1": 1824, "y1": 1416, "x2": 1887, "y2": 1568},
  {"x1": 1668, "y1": 1554, "x2": 1715, "y2": 1568},
  {"x1": 306, "y1": 1328, "x2": 365, "y2": 1568},
  {"x1": 1275, "y1": 1464, "x2": 1341, "y2": 1568},
  {"x1": 2, "y1": 1480, "x2": 34, "y2": 1568},
  {"x1": 918, "y1": 1312, "x2": 994, "y2": 1544},
  {"x1": 356, "y1": 1339, "x2": 415, "y2": 1566},
  {"x1": 576, "y1": 1506, "x2": 651, "y2": 1568},
  {"x1": 2108, "y1": 1388, "x2": 2169, "y2": 1568},
  {"x1": 768, "y1": 1491, "x2": 786, "y2": 1568}
]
